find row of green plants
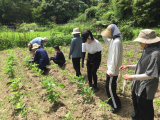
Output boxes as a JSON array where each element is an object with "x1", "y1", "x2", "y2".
[
  {"x1": 40, "y1": 76, "x2": 65, "y2": 104},
  {"x1": 60, "y1": 68, "x2": 94, "y2": 103},
  {"x1": 4, "y1": 50, "x2": 27, "y2": 117},
  {"x1": 24, "y1": 56, "x2": 66, "y2": 104}
]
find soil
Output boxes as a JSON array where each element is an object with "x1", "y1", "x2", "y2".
[{"x1": 0, "y1": 41, "x2": 160, "y2": 120}]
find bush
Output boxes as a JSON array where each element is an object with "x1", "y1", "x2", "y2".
[
  {"x1": 74, "y1": 13, "x2": 87, "y2": 23},
  {"x1": 46, "y1": 35, "x2": 72, "y2": 47},
  {"x1": 85, "y1": 7, "x2": 100, "y2": 20},
  {"x1": 17, "y1": 23, "x2": 38, "y2": 32},
  {"x1": 118, "y1": 21, "x2": 135, "y2": 41}
]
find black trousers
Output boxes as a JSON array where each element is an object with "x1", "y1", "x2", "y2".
[
  {"x1": 72, "y1": 57, "x2": 81, "y2": 77},
  {"x1": 131, "y1": 89, "x2": 154, "y2": 120},
  {"x1": 106, "y1": 74, "x2": 121, "y2": 109},
  {"x1": 87, "y1": 60, "x2": 100, "y2": 87},
  {"x1": 53, "y1": 60, "x2": 64, "y2": 66}
]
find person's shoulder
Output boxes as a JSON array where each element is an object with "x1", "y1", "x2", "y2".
[
  {"x1": 151, "y1": 50, "x2": 160, "y2": 57},
  {"x1": 113, "y1": 38, "x2": 122, "y2": 44},
  {"x1": 94, "y1": 39, "x2": 99, "y2": 43}
]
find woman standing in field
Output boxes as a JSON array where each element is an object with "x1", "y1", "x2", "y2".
[
  {"x1": 81, "y1": 30, "x2": 103, "y2": 93},
  {"x1": 119, "y1": 29, "x2": 160, "y2": 120},
  {"x1": 101, "y1": 24, "x2": 123, "y2": 113}
]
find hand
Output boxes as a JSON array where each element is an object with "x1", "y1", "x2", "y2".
[
  {"x1": 109, "y1": 74, "x2": 114, "y2": 77},
  {"x1": 123, "y1": 74, "x2": 133, "y2": 80},
  {"x1": 31, "y1": 57, "x2": 34, "y2": 59},
  {"x1": 119, "y1": 65, "x2": 129, "y2": 70}
]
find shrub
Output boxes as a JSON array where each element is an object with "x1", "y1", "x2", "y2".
[{"x1": 85, "y1": 7, "x2": 100, "y2": 20}]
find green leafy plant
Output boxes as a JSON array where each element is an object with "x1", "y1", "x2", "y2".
[
  {"x1": 40, "y1": 77, "x2": 65, "y2": 104},
  {"x1": 4, "y1": 50, "x2": 15, "y2": 79},
  {"x1": 62, "y1": 111, "x2": 77, "y2": 120},
  {"x1": 75, "y1": 75, "x2": 93, "y2": 103},
  {"x1": 98, "y1": 98, "x2": 112, "y2": 118},
  {"x1": 153, "y1": 97, "x2": 160, "y2": 118},
  {"x1": 97, "y1": 71, "x2": 105, "y2": 79}
]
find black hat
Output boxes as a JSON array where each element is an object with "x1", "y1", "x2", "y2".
[{"x1": 81, "y1": 30, "x2": 94, "y2": 43}]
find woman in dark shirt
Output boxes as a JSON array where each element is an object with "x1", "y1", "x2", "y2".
[
  {"x1": 50, "y1": 45, "x2": 66, "y2": 67},
  {"x1": 120, "y1": 29, "x2": 160, "y2": 120}
]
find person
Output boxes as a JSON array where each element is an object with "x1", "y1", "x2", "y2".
[
  {"x1": 81, "y1": 30, "x2": 103, "y2": 93},
  {"x1": 29, "y1": 43, "x2": 49, "y2": 73},
  {"x1": 101, "y1": 24, "x2": 123, "y2": 113},
  {"x1": 69, "y1": 28, "x2": 82, "y2": 77},
  {"x1": 119, "y1": 29, "x2": 160, "y2": 120},
  {"x1": 49, "y1": 45, "x2": 66, "y2": 67},
  {"x1": 28, "y1": 37, "x2": 48, "y2": 58}
]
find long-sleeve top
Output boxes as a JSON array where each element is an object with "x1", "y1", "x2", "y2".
[
  {"x1": 33, "y1": 48, "x2": 49, "y2": 69},
  {"x1": 128, "y1": 65, "x2": 154, "y2": 80},
  {"x1": 104, "y1": 37, "x2": 123, "y2": 76},
  {"x1": 30, "y1": 37, "x2": 44, "y2": 48},
  {"x1": 69, "y1": 34, "x2": 82, "y2": 59},
  {"x1": 50, "y1": 51, "x2": 66, "y2": 64},
  {"x1": 82, "y1": 39, "x2": 103, "y2": 66}
]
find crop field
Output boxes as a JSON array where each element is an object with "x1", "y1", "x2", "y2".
[{"x1": 0, "y1": 41, "x2": 160, "y2": 120}]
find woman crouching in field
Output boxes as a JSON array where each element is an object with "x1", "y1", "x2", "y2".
[
  {"x1": 119, "y1": 29, "x2": 160, "y2": 120},
  {"x1": 49, "y1": 45, "x2": 66, "y2": 68},
  {"x1": 81, "y1": 30, "x2": 103, "y2": 93}
]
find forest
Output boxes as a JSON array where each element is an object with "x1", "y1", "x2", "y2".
[{"x1": 0, "y1": 0, "x2": 160, "y2": 27}]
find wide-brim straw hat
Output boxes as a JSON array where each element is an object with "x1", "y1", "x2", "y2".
[
  {"x1": 134, "y1": 29, "x2": 160, "y2": 44},
  {"x1": 101, "y1": 25, "x2": 111, "y2": 37},
  {"x1": 72, "y1": 28, "x2": 81, "y2": 34},
  {"x1": 41, "y1": 37, "x2": 48, "y2": 42},
  {"x1": 32, "y1": 43, "x2": 40, "y2": 49}
]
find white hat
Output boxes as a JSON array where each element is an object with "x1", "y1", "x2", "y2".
[
  {"x1": 32, "y1": 43, "x2": 40, "y2": 49},
  {"x1": 134, "y1": 29, "x2": 160, "y2": 44},
  {"x1": 72, "y1": 28, "x2": 81, "y2": 34},
  {"x1": 41, "y1": 37, "x2": 48, "y2": 42}
]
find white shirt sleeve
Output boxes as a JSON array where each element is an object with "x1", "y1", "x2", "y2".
[
  {"x1": 96, "y1": 41, "x2": 103, "y2": 51},
  {"x1": 82, "y1": 43, "x2": 86, "y2": 52},
  {"x1": 128, "y1": 64, "x2": 137, "y2": 70},
  {"x1": 107, "y1": 40, "x2": 121, "y2": 75},
  {"x1": 132, "y1": 74, "x2": 154, "y2": 80},
  {"x1": 102, "y1": 36, "x2": 112, "y2": 46}
]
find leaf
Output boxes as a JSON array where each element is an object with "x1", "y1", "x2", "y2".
[
  {"x1": 65, "y1": 111, "x2": 71, "y2": 118},
  {"x1": 59, "y1": 84, "x2": 65, "y2": 88}
]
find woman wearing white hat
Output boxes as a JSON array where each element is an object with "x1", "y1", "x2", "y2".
[
  {"x1": 101, "y1": 24, "x2": 123, "y2": 113},
  {"x1": 119, "y1": 29, "x2": 160, "y2": 120},
  {"x1": 69, "y1": 28, "x2": 82, "y2": 77}
]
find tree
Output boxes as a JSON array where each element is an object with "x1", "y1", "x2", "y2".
[{"x1": 1, "y1": 0, "x2": 33, "y2": 24}]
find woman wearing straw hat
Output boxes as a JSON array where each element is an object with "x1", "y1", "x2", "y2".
[
  {"x1": 69, "y1": 28, "x2": 82, "y2": 77},
  {"x1": 29, "y1": 43, "x2": 49, "y2": 73},
  {"x1": 81, "y1": 30, "x2": 103, "y2": 93},
  {"x1": 119, "y1": 29, "x2": 160, "y2": 120},
  {"x1": 101, "y1": 24, "x2": 123, "y2": 113}
]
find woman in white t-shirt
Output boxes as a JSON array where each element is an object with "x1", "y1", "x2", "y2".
[{"x1": 81, "y1": 30, "x2": 103, "y2": 93}]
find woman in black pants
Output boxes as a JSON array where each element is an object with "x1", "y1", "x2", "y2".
[
  {"x1": 81, "y1": 30, "x2": 103, "y2": 93},
  {"x1": 50, "y1": 45, "x2": 66, "y2": 67}
]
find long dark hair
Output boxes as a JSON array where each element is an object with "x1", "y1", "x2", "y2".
[
  {"x1": 54, "y1": 45, "x2": 60, "y2": 51},
  {"x1": 81, "y1": 30, "x2": 94, "y2": 43}
]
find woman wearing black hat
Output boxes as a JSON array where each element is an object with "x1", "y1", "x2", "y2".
[{"x1": 81, "y1": 30, "x2": 103, "y2": 93}]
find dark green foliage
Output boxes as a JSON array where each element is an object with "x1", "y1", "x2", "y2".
[{"x1": 46, "y1": 35, "x2": 72, "y2": 47}]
